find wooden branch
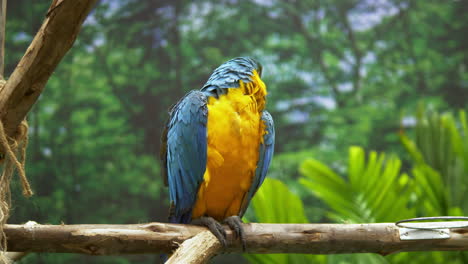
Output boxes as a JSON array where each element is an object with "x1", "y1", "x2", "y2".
[
  {"x1": 0, "y1": 0, "x2": 98, "y2": 137},
  {"x1": 5, "y1": 251, "x2": 28, "y2": 262},
  {"x1": 3, "y1": 222, "x2": 468, "y2": 255},
  {"x1": 166, "y1": 231, "x2": 221, "y2": 264}
]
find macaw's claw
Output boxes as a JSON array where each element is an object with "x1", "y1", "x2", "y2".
[
  {"x1": 224, "y1": 215, "x2": 246, "y2": 251},
  {"x1": 192, "y1": 216, "x2": 228, "y2": 247}
]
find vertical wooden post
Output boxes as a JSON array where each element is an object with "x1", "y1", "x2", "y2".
[{"x1": 0, "y1": 0, "x2": 5, "y2": 79}]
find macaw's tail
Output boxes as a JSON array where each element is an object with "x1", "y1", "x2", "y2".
[
  {"x1": 168, "y1": 212, "x2": 192, "y2": 224},
  {"x1": 168, "y1": 203, "x2": 192, "y2": 224},
  {"x1": 160, "y1": 210, "x2": 192, "y2": 262},
  {"x1": 159, "y1": 254, "x2": 169, "y2": 263}
]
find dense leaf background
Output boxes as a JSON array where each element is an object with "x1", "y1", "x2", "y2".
[{"x1": 4, "y1": 0, "x2": 467, "y2": 263}]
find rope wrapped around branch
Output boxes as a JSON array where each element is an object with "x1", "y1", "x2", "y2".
[{"x1": 0, "y1": 117, "x2": 32, "y2": 263}]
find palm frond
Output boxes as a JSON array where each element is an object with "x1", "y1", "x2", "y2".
[{"x1": 300, "y1": 146, "x2": 414, "y2": 223}]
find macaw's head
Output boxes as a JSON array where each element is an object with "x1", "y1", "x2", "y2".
[{"x1": 201, "y1": 57, "x2": 267, "y2": 109}]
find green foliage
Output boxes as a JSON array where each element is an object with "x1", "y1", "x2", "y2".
[
  {"x1": 300, "y1": 147, "x2": 414, "y2": 223},
  {"x1": 250, "y1": 178, "x2": 308, "y2": 224},
  {"x1": 400, "y1": 108, "x2": 468, "y2": 215}
]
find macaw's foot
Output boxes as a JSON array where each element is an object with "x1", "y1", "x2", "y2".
[
  {"x1": 192, "y1": 216, "x2": 228, "y2": 247},
  {"x1": 224, "y1": 215, "x2": 246, "y2": 251}
]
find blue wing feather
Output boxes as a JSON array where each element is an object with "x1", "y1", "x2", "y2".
[
  {"x1": 165, "y1": 90, "x2": 208, "y2": 223},
  {"x1": 240, "y1": 110, "x2": 275, "y2": 216}
]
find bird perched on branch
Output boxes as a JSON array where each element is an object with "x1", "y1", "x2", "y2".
[{"x1": 160, "y1": 57, "x2": 275, "y2": 248}]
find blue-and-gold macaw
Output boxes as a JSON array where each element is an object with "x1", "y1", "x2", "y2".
[{"x1": 160, "y1": 57, "x2": 275, "y2": 247}]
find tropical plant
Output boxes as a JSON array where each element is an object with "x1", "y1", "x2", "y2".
[
  {"x1": 301, "y1": 146, "x2": 414, "y2": 224},
  {"x1": 400, "y1": 108, "x2": 468, "y2": 215}
]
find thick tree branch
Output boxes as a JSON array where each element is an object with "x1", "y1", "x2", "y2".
[
  {"x1": 166, "y1": 230, "x2": 221, "y2": 264},
  {"x1": 3, "y1": 222, "x2": 468, "y2": 255},
  {"x1": 0, "y1": 0, "x2": 98, "y2": 137}
]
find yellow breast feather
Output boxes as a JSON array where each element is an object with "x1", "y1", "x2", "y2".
[{"x1": 192, "y1": 70, "x2": 267, "y2": 220}]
